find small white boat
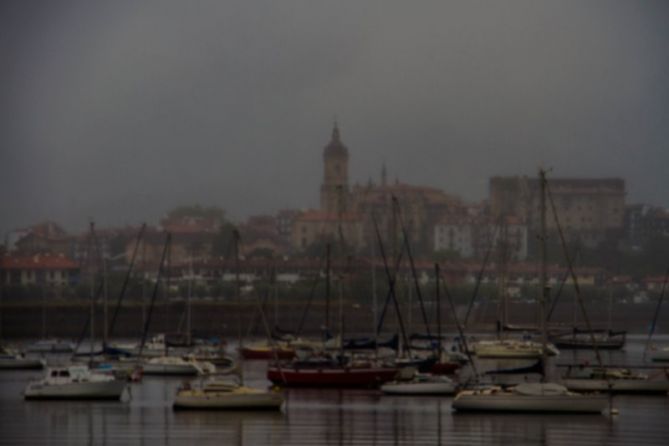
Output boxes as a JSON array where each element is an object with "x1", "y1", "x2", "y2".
[
  {"x1": 650, "y1": 347, "x2": 669, "y2": 362},
  {"x1": 381, "y1": 374, "x2": 457, "y2": 395},
  {"x1": 111, "y1": 334, "x2": 168, "y2": 358},
  {"x1": 452, "y1": 382, "x2": 608, "y2": 413},
  {"x1": 563, "y1": 367, "x2": 669, "y2": 394},
  {"x1": 26, "y1": 339, "x2": 75, "y2": 354},
  {"x1": 173, "y1": 379, "x2": 284, "y2": 410},
  {"x1": 0, "y1": 346, "x2": 45, "y2": 370},
  {"x1": 24, "y1": 365, "x2": 126, "y2": 400},
  {"x1": 142, "y1": 356, "x2": 215, "y2": 376},
  {"x1": 473, "y1": 339, "x2": 559, "y2": 359}
]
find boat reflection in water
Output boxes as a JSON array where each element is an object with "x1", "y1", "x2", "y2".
[{"x1": 2, "y1": 352, "x2": 669, "y2": 445}]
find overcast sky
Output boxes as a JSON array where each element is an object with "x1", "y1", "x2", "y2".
[{"x1": 2, "y1": 0, "x2": 668, "y2": 235}]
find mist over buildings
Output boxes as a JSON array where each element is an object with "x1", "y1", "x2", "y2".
[{"x1": 2, "y1": 0, "x2": 668, "y2": 234}]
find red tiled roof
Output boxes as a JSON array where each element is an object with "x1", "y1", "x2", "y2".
[{"x1": 0, "y1": 254, "x2": 79, "y2": 270}]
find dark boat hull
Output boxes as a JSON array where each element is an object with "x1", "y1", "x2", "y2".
[
  {"x1": 430, "y1": 361, "x2": 461, "y2": 375},
  {"x1": 240, "y1": 347, "x2": 296, "y2": 360},
  {"x1": 552, "y1": 340, "x2": 624, "y2": 350},
  {"x1": 267, "y1": 366, "x2": 398, "y2": 387}
]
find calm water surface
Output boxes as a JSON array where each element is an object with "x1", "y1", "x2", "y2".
[{"x1": 1, "y1": 337, "x2": 668, "y2": 445}]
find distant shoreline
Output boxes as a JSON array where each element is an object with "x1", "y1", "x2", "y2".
[{"x1": 0, "y1": 300, "x2": 664, "y2": 339}]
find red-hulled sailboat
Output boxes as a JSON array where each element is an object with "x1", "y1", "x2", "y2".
[{"x1": 267, "y1": 361, "x2": 398, "y2": 387}]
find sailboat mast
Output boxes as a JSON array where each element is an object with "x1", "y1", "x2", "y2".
[
  {"x1": 102, "y1": 255, "x2": 108, "y2": 348},
  {"x1": 233, "y1": 229, "x2": 244, "y2": 386},
  {"x1": 187, "y1": 252, "x2": 193, "y2": 347},
  {"x1": 371, "y1": 238, "x2": 378, "y2": 342},
  {"x1": 88, "y1": 222, "x2": 96, "y2": 366},
  {"x1": 272, "y1": 263, "x2": 278, "y2": 327},
  {"x1": 325, "y1": 243, "x2": 331, "y2": 334},
  {"x1": 539, "y1": 169, "x2": 549, "y2": 368},
  {"x1": 435, "y1": 263, "x2": 442, "y2": 361}
]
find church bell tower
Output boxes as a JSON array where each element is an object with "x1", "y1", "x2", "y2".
[{"x1": 320, "y1": 122, "x2": 349, "y2": 214}]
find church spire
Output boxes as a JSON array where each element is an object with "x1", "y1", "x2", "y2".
[{"x1": 332, "y1": 119, "x2": 340, "y2": 142}]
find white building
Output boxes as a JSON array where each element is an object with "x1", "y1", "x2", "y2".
[{"x1": 434, "y1": 216, "x2": 528, "y2": 260}]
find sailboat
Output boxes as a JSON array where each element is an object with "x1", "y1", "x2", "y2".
[
  {"x1": 174, "y1": 229, "x2": 284, "y2": 410},
  {"x1": 381, "y1": 373, "x2": 457, "y2": 395},
  {"x1": 650, "y1": 348, "x2": 669, "y2": 362},
  {"x1": 562, "y1": 365, "x2": 669, "y2": 393},
  {"x1": 0, "y1": 345, "x2": 45, "y2": 369},
  {"x1": 26, "y1": 339, "x2": 75, "y2": 354},
  {"x1": 551, "y1": 329, "x2": 626, "y2": 350},
  {"x1": 549, "y1": 283, "x2": 626, "y2": 350},
  {"x1": 240, "y1": 267, "x2": 297, "y2": 360},
  {"x1": 267, "y1": 242, "x2": 398, "y2": 388},
  {"x1": 24, "y1": 223, "x2": 127, "y2": 400},
  {"x1": 644, "y1": 266, "x2": 669, "y2": 362},
  {"x1": 381, "y1": 264, "x2": 459, "y2": 396},
  {"x1": 473, "y1": 339, "x2": 559, "y2": 359},
  {"x1": 559, "y1": 260, "x2": 668, "y2": 394},
  {"x1": 452, "y1": 169, "x2": 608, "y2": 413},
  {"x1": 471, "y1": 220, "x2": 559, "y2": 360},
  {"x1": 173, "y1": 378, "x2": 284, "y2": 410},
  {"x1": 137, "y1": 235, "x2": 216, "y2": 376}
]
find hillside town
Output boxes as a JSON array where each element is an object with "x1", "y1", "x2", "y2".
[{"x1": 2, "y1": 124, "x2": 668, "y2": 301}]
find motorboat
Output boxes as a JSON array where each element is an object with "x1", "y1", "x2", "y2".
[
  {"x1": 142, "y1": 356, "x2": 215, "y2": 376},
  {"x1": 0, "y1": 346, "x2": 45, "y2": 370},
  {"x1": 23, "y1": 365, "x2": 126, "y2": 400},
  {"x1": 381, "y1": 373, "x2": 457, "y2": 395},
  {"x1": 562, "y1": 366, "x2": 669, "y2": 394},
  {"x1": 473, "y1": 339, "x2": 559, "y2": 359},
  {"x1": 26, "y1": 339, "x2": 75, "y2": 354},
  {"x1": 173, "y1": 379, "x2": 284, "y2": 410},
  {"x1": 452, "y1": 383, "x2": 608, "y2": 413}
]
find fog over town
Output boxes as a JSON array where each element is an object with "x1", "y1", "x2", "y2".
[
  {"x1": 2, "y1": 2, "x2": 669, "y2": 443},
  {"x1": 2, "y1": 1, "x2": 668, "y2": 234}
]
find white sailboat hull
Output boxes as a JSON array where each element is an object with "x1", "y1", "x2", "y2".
[
  {"x1": 26, "y1": 340, "x2": 74, "y2": 353},
  {"x1": 474, "y1": 341, "x2": 558, "y2": 359},
  {"x1": 24, "y1": 380, "x2": 126, "y2": 400},
  {"x1": 381, "y1": 381, "x2": 456, "y2": 395},
  {"x1": 563, "y1": 379, "x2": 669, "y2": 394},
  {"x1": 452, "y1": 392, "x2": 608, "y2": 413},
  {"x1": 173, "y1": 392, "x2": 284, "y2": 410}
]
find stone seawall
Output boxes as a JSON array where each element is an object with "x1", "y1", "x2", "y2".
[{"x1": 0, "y1": 300, "x2": 663, "y2": 339}]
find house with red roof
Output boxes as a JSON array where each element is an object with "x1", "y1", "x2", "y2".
[
  {"x1": 12, "y1": 221, "x2": 73, "y2": 257},
  {"x1": 0, "y1": 253, "x2": 79, "y2": 287}
]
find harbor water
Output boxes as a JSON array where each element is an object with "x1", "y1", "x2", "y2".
[{"x1": 1, "y1": 336, "x2": 668, "y2": 445}]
